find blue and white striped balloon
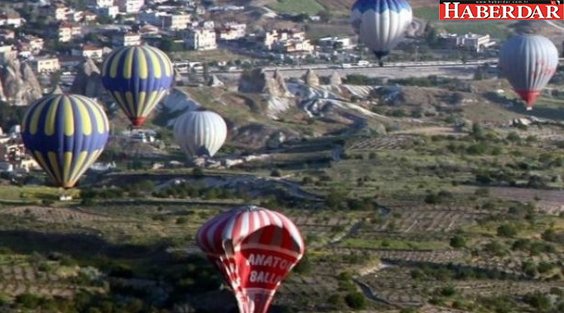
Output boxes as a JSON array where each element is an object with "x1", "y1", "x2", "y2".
[{"x1": 351, "y1": 0, "x2": 413, "y2": 66}]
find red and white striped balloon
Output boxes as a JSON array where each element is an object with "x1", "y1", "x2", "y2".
[{"x1": 196, "y1": 205, "x2": 305, "y2": 313}]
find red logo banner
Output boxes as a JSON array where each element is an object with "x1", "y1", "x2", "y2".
[{"x1": 440, "y1": 0, "x2": 563, "y2": 20}]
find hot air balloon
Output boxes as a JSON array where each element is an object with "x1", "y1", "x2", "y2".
[
  {"x1": 101, "y1": 44, "x2": 173, "y2": 127},
  {"x1": 173, "y1": 109, "x2": 227, "y2": 158},
  {"x1": 21, "y1": 94, "x2": 110, "y2": 189},
  {"x1": 499, "y1": 34, "x2": 559, "y2": 111},
  {"x1": 196, "y1": 205, "x2": 305, "y2": 313},
  {"x1": 351, "y1": 0, "x2": 413, "y2": 67}
]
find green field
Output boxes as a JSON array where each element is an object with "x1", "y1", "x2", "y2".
[{"x1": 269, "y1": 0, "x2": 325, "y2": 15}]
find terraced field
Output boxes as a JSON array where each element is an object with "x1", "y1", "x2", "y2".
[{"x1": 0, "y1": 207, "x2": 109, "y2": 223}]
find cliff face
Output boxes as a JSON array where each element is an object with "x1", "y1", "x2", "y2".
[
  {"x1": 0, "y1": 58, "x2": 43, "y2": 106},
  {"x1": 71, "y1": 58, "x2": 105, "y2": 98}
]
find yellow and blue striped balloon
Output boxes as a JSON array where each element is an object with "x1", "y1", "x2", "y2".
[
  {"x1": 21, "y1": 94, "x2": 110, "y2": 189},
  {"x1": 101, "y1": 44, "x2": 173, "y2": 127}
]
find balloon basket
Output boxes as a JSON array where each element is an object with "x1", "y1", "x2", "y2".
[
  {"x1": 59, "y1": 195, "x2": 73, "y2": 201},
  {"x1": 59, "y1": 190, "x2": 73, "y2": 202}
]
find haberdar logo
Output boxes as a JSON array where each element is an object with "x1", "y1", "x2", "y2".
[{"x1": 440, "y1": 0, "x2": 563, "y2": 20}]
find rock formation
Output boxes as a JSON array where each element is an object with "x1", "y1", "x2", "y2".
[
  {"x1": 238, "y1": 68, "x2": 267, "y2": 93},
  {"x1": 0, "y1": 58, "x2": 43, "y2": 106},
  {"x1": 303, "y1": 69, "x2": 319, "y2": 87},
  {"x1": 238, "y1": 68, "x2": 291, "y2": 97},
  {"x1": 329, "y1": 71, "x2": 342, "y2": 86},
  {"x1": 208, "y1": 74, "x2": 224, "y2": 87},
  {"x1": 71, "y1": 58, "x2": 104, "y2": 98},
  {"x1": 51, "y1": 85, "x2": 63, "y2": 94},
  {"x1": 268, "y1": 69, "x2": 291, "y2": 97}
]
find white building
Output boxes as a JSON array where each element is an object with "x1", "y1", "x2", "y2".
[
  {"x1": 139, "y1": 9, "x2": 161, "y2": 25},
  {"x1": 185, "y1": 28, "x2": 217, "y2": 51},
  {"x1": 58, "y1": 23, "x2": 82, "y2": 42},
  {"x1": 202, "y1": 20, "x2": 215, "y2": 29},
  {"x1": 117, "y1": 0, "x2": 145, "y2": 14},
  {"x1": 72, "y1": 45, "x2": 104, "y2": 60},
  {"x1": 32, "y1": 57, "x2": 61, "y2": 73},
  {"x1": 217, "y1": 23, "x2": 246, "y2": 41},
  {"x1": 317, "y1": 37, "x2": 354, "y2": 50},
  {"x1": 53, "y1": 4, "x2": 71, "y2": 21},
  {"x1": 440, "y1": 33, "x2": 495, "y2": 53},
  {"x1": 113, "y1": 32, "x2": 141, "y2": 47},
  {"x1": 91, "y1": 0, "x2": 115, "y2": 8},
  {"x1": 262, "y1": 29, "x2": 312, "y2": 53},
  {"x1": 139, "y1": 10, "x2": 190, "y2": 30},
  {"x1": 162, "y1": 13, "x2": 191, "y2": 30},
  {"x1": 98, "y1": 6, "x2": 119, "y2": 18},
  {"x1": 0, "y1": 12, "x2": 23, "y2": 28},
  {"x1": 67, "y1": 10, "x2": 84, "y2": 23},
  {"x1": 21, "y1": 35, "x2": 45, "y2": 52}
]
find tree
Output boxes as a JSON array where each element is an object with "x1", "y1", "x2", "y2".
[
  {"x1": 424, "y1": 23, "x2": 440, "y2": 47},
  {"x1": 460, "y1": 51, "x2": 469, "y2": 64},
  {"x1": 471, "y1": 122, "x2": 484, "y2": 139},
  {"x1": 203, "y1": 63, "x2": 210, "y2": 82}
]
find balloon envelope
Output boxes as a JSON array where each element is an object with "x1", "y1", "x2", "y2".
[
  {"x1": 101, "y1": 45, "x2": 173, "y2": 126},
  {"x1": 21, "y1": 94, "x2": 110, "y2": 188},
  {"x1": 351, "y1": 0, "x2": 413, "y2": 63},
  {"x1": 499, "y1": 34, "x2": 558, "y2": 110},
  {"x1": 173, "y1": 110, "x2": 227, "y2": 158},
  {"x1": 196, "y1": 205, "x2": 305, "y2": 313}
]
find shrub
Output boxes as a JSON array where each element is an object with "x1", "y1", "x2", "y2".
[
  {"x1": 497, "y1": 224, "x2": 518, "y2": 238},
  {"x1": 541, "y1": 228, "x2": 557, "y2": 242},
  {"x1": 192, "y1": 168, "x2": 204, "y2": 177},
  {"x1": 293, "y1": 255, "x2": 311, "y2": 274},
  {"x1": 424, "y1": 193, "x2": 441, "y2": 204},
  {"x1": 474, "y1": 187, "x2": 490, "y2": 197},
  {"x1": 450, "y1": 235, "x2": 466, "y2": 248},
  {"x1": 344, "y1": 292, "x2": 365, "y2": 310},
  {"x1": 440, "y1": 286, "x2": 456, "y2": 297},
  {"x1": 328, "y1": 294, "x2": 343, "y2": 307},
  {"x1": 521, "y1": 261, "x2": 537, "y2": 277},
  {"x1": 15, "y1": 293, "x2": 42, "y2": 309},
  {"x1": 484, "y1": 241, "x2": 508, "y2": 256},
  {"x1": 523, "y1": 292, "x2": 551, "y2": 311},
  {"x1": 176, "y1": 217, "x2": 188, "y2": 224}
]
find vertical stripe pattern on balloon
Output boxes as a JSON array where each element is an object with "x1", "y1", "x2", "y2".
[
  {"x1": 101, "y1": 45, "x2": 173, "y2": 126},
  {"x1": 21, "y1": 94, "x2": 110, "y2": 188}
]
